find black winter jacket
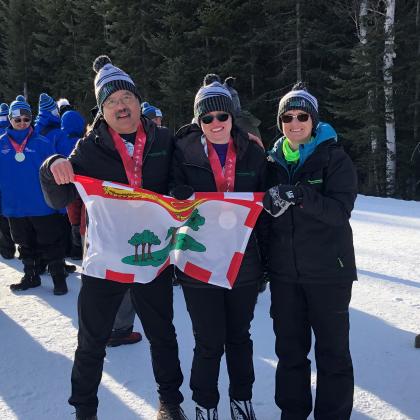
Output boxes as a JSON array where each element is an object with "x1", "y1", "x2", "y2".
[
  {"x1": 40, "y1": 117, "x2": 174, "y2": 209},
  {"x1": 39, "y1": 117, "x2": 175, "y2": 285},
  {"x1": 171, "y1": 123, "x2": 266, "y2": 288},
  {"x1": 266, "y1": 130, "x2": 358, "y2": 284}
]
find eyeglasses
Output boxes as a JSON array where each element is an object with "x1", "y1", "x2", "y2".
[
  {"x1": 103, "y1": 93, "x2": 136, "y2": 109},
  {"x1": 201, "y1": 112, "x2": 230, "y2": 125},
  {"x1": 13, "y1": 117, "x2": 31, "y2": 123},
  {"x1": 280, "y1": 113, "x2": 310, "y2": 124}
]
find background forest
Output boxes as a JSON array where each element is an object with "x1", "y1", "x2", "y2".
[{"x1": 0, "y1": 0, "x2": 419, "y2": 199}]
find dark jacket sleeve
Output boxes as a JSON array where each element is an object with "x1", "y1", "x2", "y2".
[
  {"x1": 168, "y1": 138, "x2": 188, "y2": 194},
  {"x1": 297, "y1": 149, "x2": 357, "y2": 226},
  {"x1": 39, "y1": 154, "x2": 79, "y2": 209}
]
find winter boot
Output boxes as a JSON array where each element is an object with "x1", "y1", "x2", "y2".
[
  {"x1": 157, "y1": 402, "x2": 189, "y2": 420},
  {"x1": 230, "y1": 399, "x2": 256, "y2": 420},
  {"x1": 0, "y1": 247, "x2": 15, "y2": 259},
  {"x1": 196, "y1": 404, "x2": 218, "y2": 420},
  {"x1": 75, "y1": 413, "x2": 98, "y2": 420},
  {"x1": 49, "y1": 259, "x2": 68, "y2": 295},
  {"x1": 415, "y1": 334, "x2": 420, "y2": 348},
  {"x1": 10, "y1": 259, "x2": 41, "y2": 291}
]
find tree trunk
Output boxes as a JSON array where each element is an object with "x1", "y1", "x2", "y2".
[
  {"x1": 134, "y1": 245, "x2": 139, "y2": 262},
  {"x1": 141, "y1": 243, "x2": 146, "y2": 261},
  {"x1": 296, "y1": 0, "x2": 302, "y2": 81},
  {"x1": 383, "y1": 0, "x2": 396, "y2": 196},
  {"x1": 147, "y1": 243, "x2": 152, "y2": 260},
  {"x1": 359, "y1": 0, "x2": 379, "y2": 194}
]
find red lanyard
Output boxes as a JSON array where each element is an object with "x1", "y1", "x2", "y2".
[
  {"x1": 8, "y1": 127, "x2": 33, "y2": 154},
  {"x1": 206, "y1": 137, "x2": 237, "y2": 192},
  {"x1": 109, "y1": 124, "x2": 147, "y2": 187}
]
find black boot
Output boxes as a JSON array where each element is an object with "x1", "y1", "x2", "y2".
[
  {"x1": 0, "y1": 247, "x2": 15, "y2": 259},
  {"x1": 157, "y1": 403, "x2": 189, "y2": 420},
  {"x1": 230, "y1": 399, "x2": 256, "y2": 420},
  {"x1": 196, "y1": 404, "x2": 218, "y2": 420},
  {"x1": 49, "y1": 259, "x2": 68, "y2": 295},
  {"x1": 10, "y1": 259, "x2": 41, "y2": 291},
  {"x1": 75, "y1": 413, "x2": 98, "y2": 420},
  {"x1": 415, "y1": 334, "x2": 420, "y2": 348}
]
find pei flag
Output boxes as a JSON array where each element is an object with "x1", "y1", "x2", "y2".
[{"x1": 74, "y1": 175, "x2": 264, "y2": 289}]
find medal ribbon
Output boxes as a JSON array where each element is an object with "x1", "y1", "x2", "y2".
[
  {"x1": 206, "y1": 137, "x2": 237, "y2": 192},
  {"x1": 8, "y1": 127, "x2": 33, "y2": 155},
  {"x1": 109, "y1": 124, "x2": 147, "y2": 187}
]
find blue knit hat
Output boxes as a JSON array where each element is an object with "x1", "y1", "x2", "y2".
[
  {"x1": 0, "y1": 103, "x2": 9, "y2": 120},
  {"x1": 92, "y1": 55, "x2": 140, "y2": 111},
  {"x1": 277, "y1": 82, "x2": 319, "y2": 131},
  {"x1": 9, "y1": 95, "x2": 32, "y2": 118},
  {"x1": 141, "y1": 102, "x2": 163, "y2": 119},
  {"x1": 38, "y1": 93, "x2": 59, "y2": 117},
  {"x1": 194, "y1": 81, "x2": 234, "y2": 121}
]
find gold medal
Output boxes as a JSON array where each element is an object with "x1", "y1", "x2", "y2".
[{"x1": 15, "y1": 152, "x2": 25, "y2": 162}]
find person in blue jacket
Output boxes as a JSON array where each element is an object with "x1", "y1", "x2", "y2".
[
  {"x1": 0, "y1": 103, "x2": 17, "y2": 259},
  {"x1": 0, "y1": 95, "x2": 69, "y2": 295},
  {"x1": 34, "y1": 93, "x2": 67, "y2": 146}
]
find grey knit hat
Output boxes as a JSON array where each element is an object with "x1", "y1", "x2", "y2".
[
  {"x1": 277, "y1": 82, "x2": 319, "y2": 131},
  {"x1": 92, "y1": 55, "x2": 140, "y2": 110},
  {"x1": 194, "y1": 81, "x2": 234, "y2": 121}
]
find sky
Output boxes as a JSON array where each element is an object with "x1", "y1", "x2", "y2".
[{"x1": 0, "y1": 194, "x2": 419, "y2": 420}]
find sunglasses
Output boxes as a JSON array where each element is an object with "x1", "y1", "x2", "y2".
[
  {"x1": 280, "y1": 113, "x2": 310, "y2": 124},
  {"x1": 201, "y1": 112, "x2": 230, "y2": 125},
  {"x1": 13, "y1": 117, "x2": 31, "y2": 123}
]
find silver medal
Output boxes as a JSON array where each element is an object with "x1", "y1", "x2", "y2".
[{"x1": 15, "y1": 152, "x2": 25, "y2": 162}]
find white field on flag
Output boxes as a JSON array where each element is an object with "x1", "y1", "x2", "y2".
[{"x1": 75, "y1": 177, "x2": 262, "y2": 288}]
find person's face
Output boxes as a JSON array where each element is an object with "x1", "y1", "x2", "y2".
[
  {"x1": 200, "y1": 111, "x2": 232, "y2": 144},
  {"x1": 280, "y1": 109, "x2": 313, "y2": 149},
  {"x1": 152, "y1": 116, "x2": 162, "y2": 126},
  {"x1": 102, "y1": 90, "x2": 141, "y2": 134},
  {"x1": 10, "y1": 115, "x2": 32, "y2": 131}
]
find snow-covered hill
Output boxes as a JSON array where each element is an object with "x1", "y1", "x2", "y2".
[{"x1": 1, "y1": 194, "x2": 419, "y2": 420}]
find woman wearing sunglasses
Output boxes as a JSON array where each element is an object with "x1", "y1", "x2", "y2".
[
  {"x1": 171, "y1": 81, "x2": 266, "y2": 420},
  {"x1": 263, "y1": 82, "x2": 357, "y2": 419},
  {"x1": 0, "y1": 95, "x2": 69, "y2": 295}
]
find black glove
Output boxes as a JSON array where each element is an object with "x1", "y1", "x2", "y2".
[
  {"x1": 263, "y1": 185, "x2": 302, "y2": 217},
  {"x1": 170, "y1": 185, "x2": 194, "y2": 200}
]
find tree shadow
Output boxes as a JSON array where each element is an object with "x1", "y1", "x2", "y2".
[{"x1": 357, "y1": 269, "x2": 420, "y2": 289}]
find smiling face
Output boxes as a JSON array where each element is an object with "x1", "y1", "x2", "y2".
[
  {"x1": 200, "y1": 111, "x2": 232, "y2": 144},
  {"x1": 102, "y1": 90, "x2": 141, "y2": 134},
  {"x1": 10, "y1": 115, "x2": 32, "y2": 130},
  {"x1": 281, "y1": 109, "x2": 313, "y2": 150}
]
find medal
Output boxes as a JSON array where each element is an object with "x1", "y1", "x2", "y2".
[
  {"x1": 8, "y1": 127, "x2": 33, "y2": 163},
  {"x1": 15, "y1": 152, "x2": 25, "y2": 162}
]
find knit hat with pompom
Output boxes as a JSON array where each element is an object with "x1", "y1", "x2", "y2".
[{"x1": 92, "y1": 55, "x2": 140, "y2": 110}]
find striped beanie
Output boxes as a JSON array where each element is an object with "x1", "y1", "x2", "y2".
[
  {"x1": 194, "y1": 81, "x2": 234, "y2": 121},
  {"x1": 141, "y1": 102, "x2": 163, "y2": 119},
  {"x1": 277, "y1": 82, "x2": 318, "y2": 131},
  {"x1": 38, "y1": 93, "x2": 59, "y2": 116},
  {"x1": 9, "y1": 95, "x2": 32, "y2": 118},
  {"x1": 0, "y1": 103, "x2": 9, "y2": 123},
  {"x1": 93, "y1": 55, "x2": 140, "y2": 111}
]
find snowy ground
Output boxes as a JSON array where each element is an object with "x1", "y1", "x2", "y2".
[{"x1": 0, "y1": 194, "x2": 419, "y2": 420}]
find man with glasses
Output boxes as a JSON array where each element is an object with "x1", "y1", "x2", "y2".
[
  {"x1": 40, "y1": 55, "x2": 186, "y2": 420},
  {"x1": 0, "y1": 95, "x2": 69, "y2": 295}
]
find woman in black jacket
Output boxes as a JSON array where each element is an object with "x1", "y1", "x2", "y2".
[
  {"x1": 172, "y1": 81, "x2": 266, "y2": 420},
  {"x1": 263, "y1": 82, "x2": 358, "y2": 420}
]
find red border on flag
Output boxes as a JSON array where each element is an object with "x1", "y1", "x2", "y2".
[
  {"x1": 105, "y1": 269, "x2": 135, "y2": 283},
  {"x1": 226, "y1": 252, "x2": 245, "y2": 287},
  {"x1": 157, "y1": 258, "x2": 170, "y2": 277},
  {"x1": 184, "y1": 262, "x2": 212, "y2": 283}
]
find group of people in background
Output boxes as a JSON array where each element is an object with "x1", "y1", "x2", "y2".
[{"x1": 1, "y1": 54, "x2": 358, "y2": 420}]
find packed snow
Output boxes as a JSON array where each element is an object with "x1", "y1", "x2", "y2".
[{"x1": 0, "y1": 194, "x2": 419, "y2": 420}]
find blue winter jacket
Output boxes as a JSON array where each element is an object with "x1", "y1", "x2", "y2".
[
  {"x1": 56, "y1": 110, "x2": 86, "y2": 157},
  {"x1": 34, "y1": 110, "x2": 67, "y2": 147},
  {"x1": 0, "y1": 127, "x2": 59, "y2": 217}
]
